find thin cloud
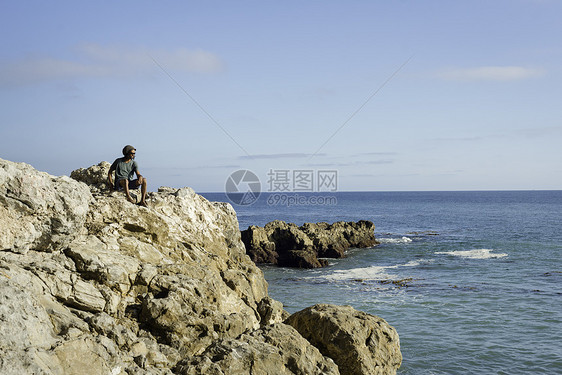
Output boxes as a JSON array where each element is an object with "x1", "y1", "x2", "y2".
[
  {"x1": 353, "y1": 152, "x2": 398, "y2": 157},
  {"x1": 0, "y1": 44, "x2": 225, "y2": 87},
  {"x1": 143, "y1": 164, "x2": 240, "y2": 171},
  {"x1": 78, "y1": 44, "x2": 224, "y2": 74},
  {"x1": 437, "y1": 66, "x2": 545, "y2": 82},
  {"x1": 305, "y1": 159, "x2": 394, "y2": 167},
  {"x1": 349, "y1": 172, "x2": 419, "y2": 178},
  {"x1": 239, "y1": 153, "x2": 327, "y2": 160},
  {"x1": 430, "y1": 136, "x2": 484, "y2": 142},
  {"x1": 517, "y1": 125, "x2": 562, "y2": 138}
]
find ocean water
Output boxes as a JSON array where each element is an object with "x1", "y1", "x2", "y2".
[{"x1": 201, "y1": 191, "x2": 562, "y2": 374}]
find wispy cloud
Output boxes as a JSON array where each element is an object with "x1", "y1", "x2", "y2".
[
  {"x1": 353, "y1": 152, "x2": 398, "y2": 157},
  {"x1": 305, "y1": 159, "x2": 394, "y2": 167},
  {"x1": 437, "y1": 66, "x2": 545, "y2": 82},
  {"x1": 430, "y1": 136, "x2": 484, "y2": 142},
  {"x1": 143, "y1": 164, "x2": 240, "y2": 171},
  {"x1": 517, "y1": 125, "x2": 562, "y2": 138},
  {"x1": 0, "y1": 43, "x2": 225, "y2": 87},
  {"x1": 239, "y1": 152, "x2": 396, "y2": 162},
  {"x1": 349, "y1": 172, "x2": 419, "y2": 178},
  {"x1": 238, "y1": 153, "x2": 327, "y2": 160}
]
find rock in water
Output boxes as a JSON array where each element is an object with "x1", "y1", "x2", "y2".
[
  {"x1": 241, "y1": 220, "x2": 379, "y2": 268},
  {"x1": 286, "y1": 304, "x2": 402, "y2": 375},
  {"x1": 0, "y1": 159, "x2": 401, "y2": 374}
]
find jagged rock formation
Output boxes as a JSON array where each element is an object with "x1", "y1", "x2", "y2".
[
  {"x1": 241, "y1": 220, "x2": 379, "y2": 268},
  {"x1": 0, "y1": 158, "x2": 401, "y2": 374}
]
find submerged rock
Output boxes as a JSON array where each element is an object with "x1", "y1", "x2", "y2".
[
  {"x1": 241, "y1": 220, "x2": 379, "y2": 268},
  {"x1": 0, "y1": 158, "x2": 400, "y2": 374}
]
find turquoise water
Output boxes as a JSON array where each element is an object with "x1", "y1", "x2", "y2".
[{"x1": 202, "y1": 191, "x2": 562, "y2": 374}]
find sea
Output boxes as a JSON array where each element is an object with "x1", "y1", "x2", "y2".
[{"x1": 201, "y1": 191, "x2": 562, "y2": 374}]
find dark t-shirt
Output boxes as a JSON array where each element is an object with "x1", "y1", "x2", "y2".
[{"x1": 110, "y1": 157, "x2": 138, "y2": 188}]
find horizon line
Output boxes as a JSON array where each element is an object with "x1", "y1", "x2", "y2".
[{"x1": 197, "y1": 189, "x2": 561, "y2": 194}]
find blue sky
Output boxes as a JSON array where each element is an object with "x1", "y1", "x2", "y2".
[{"x1": 1, "y1": 0, "x2": 561, "y2": 192}]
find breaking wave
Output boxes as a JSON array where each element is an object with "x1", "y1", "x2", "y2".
[
  {"x1": 378, "y1": 236, "x2": 413, "y2": 244},
  {"x1": 318, "y1": 260, "x2": 426, "y2": 282},
  {"x1": 435, "y1": 249, "x2": 508, "y2": 259}
]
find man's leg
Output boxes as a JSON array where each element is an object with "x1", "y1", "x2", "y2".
[
  {"x1": 119, "y1": 179, "x2": 135, "y2": 203},
  {"x1": 138, "y1": 176, "x2": 148, "y2": 206}
]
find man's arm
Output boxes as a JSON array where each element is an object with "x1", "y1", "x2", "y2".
[
  {"x1": 108, "y1": 162, "x2": 116, "y2": 190},
  {"x1": 135, "y1": 170, "x2": 144, "y2": 184},
  {"x1": 133, "y1": 161, "x2": 144, "y2": 183}
]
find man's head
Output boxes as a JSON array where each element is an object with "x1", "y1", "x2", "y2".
[{"x1": 122, "y1": 145, "x2": 136, "y2": 159}]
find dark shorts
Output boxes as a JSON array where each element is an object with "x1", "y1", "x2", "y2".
[{"x1": 115, "y1": 179, "x2": 141, "y2": 191}]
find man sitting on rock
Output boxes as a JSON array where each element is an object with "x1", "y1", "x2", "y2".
[{"x1": 108, "y1": 145, "x2": 148, "y2": 207}]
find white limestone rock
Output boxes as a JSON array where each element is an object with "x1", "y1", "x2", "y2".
[{"x1": 0, "y1": 158, "x2": 92, "y2": 253}]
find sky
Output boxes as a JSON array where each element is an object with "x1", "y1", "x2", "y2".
[{"x1": 1, "y1": 0, "x2": 561, "y2": 193}]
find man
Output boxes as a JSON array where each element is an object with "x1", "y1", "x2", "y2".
[{"x1": 108, "y1": 145, "x2": 148, "y2": 207}]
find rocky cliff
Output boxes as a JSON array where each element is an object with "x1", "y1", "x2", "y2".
[
  {"x1": 241, "y1": 220, "x2": 379, "y2": 268},
  {"x1": 0, "y1": 159, "x2": 401, "y2": 374}
]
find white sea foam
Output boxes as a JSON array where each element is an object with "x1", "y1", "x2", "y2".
[
  {"x1": 435, "y1": 249, "x2": 508, "y2": 259},
  {"x1": 378, "y1": 236, "x2": 413, "y2": 244},
  {"x1": 402, "y1": 260, "x2": 422, "y2": 267},
  {"x1": 323, "y1": 266, "x2": 397, "y2": 282},
  {"x1": 318, "y1": 259, "x2": 427, "y2": 282}
]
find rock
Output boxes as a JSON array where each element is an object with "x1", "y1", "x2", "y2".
[
  {"x1": 0, "y1": 270, "x2": 58, "y2": 374},
  {"x1": 0, "y1": 249, "x2": 107, "y2": 313},
  {"x1": 70, "y1": 161, "x2": 112, "y2": 194},
  {"x1": 240, "y1": 225, "x2": 277, "y2": 263},
  {"x1": 174, "y1": 323, "x2": 340, "y2": 375},
  {"x1": 257, "y1": 296, "x2": 290, "y2": 325},
  {"x1": 285, "y1": 304, "x2": 402, "y2": 375},
  {"x1": 301, "y1": 221, "x2": 378, "y2": 258},
  {"x1": 0, "y1": 159, "x2": 401, "y2": 374},
  {"x1": 53, "y1": 336, "x2": 117, "y2": 375},
  {"x1": 241, "y1": 220, "x2": 379, "y2": 268},
  {"x1": 65, "y1": 235, "x2": 141, "y2": 294},
  {"x1": 0, "y1": 158, "x2": 92, "y2": 253},
  {"x1": 138, "y1": 264, "x2": 261, "y2": 356},
  {"x1": 66, "y1": 274, "x2": 107, "y2": 312},
  {"x1": 278, "y1": 248, "x2": 329, "y2": 268}
]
